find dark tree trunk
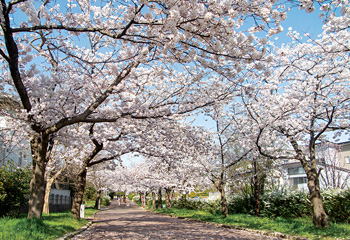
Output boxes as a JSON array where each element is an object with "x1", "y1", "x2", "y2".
[
  {"x1": 218, "y1": 184, "x2": 228, "y2": 218},
  {"x1": 152, "y1": 192, "x2": 156, "y2": 209},
  {"x1": 253, "y1": 159, "x2": 260, "y2": 217},
  {"x1": 28, "y1": 135, "x2": 49, "y2": 219},
  {"x1": 308, "y1": 141, "x2": 330, "y2": 228},
  {"x1": 165, "y1": 188, "x2": 171, "y2": 209},
  {"x1": 94, "y1": 190, "x2": 102, "y2": 209},
  {"x1": 290, "y1": 138, "x2": 330, "y2": 228},
  {"x1": 253, "y1": 174, "x2": 260, "y2": 217},
  {"x1": 158, "y1": 188, "x2": 162, "y2": 209},
  {"x1": 71, "y1": 167, "x2": 87, "y2": 219},
  {"x1": 308, "y1": 176, "x2": 330, "y2": 228},
  {"x1": 72, "y1": 124, "x2": 103, "y2": 219}
]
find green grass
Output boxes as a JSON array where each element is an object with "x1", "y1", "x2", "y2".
[
  {"x1": 0, "y1": 211, "x2": 92, "y2": 240},
  {"x1": 83, "y1": 199, "x2": 110, "y2": 218},
  {"x1": 85, "y1": 207, "x2": 98, "y2": 218},
  {"x1": 154, "y1": 208, "x2": 350, "y2": 240},
  {"x1": 84, "y1": 200, "x2": 95, "y2": 208}
]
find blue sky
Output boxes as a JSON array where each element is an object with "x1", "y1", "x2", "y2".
[{"x1": 274, "y1": 6, "x2": 325, "y2": 45}]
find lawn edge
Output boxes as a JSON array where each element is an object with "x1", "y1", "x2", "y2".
[
  {"x1": 56, "y1": 209, "x2": 100, "y2": 240},
  {"x1": 151, "y1": 211, "x2": 310, "y2": 240},
  {"x1": 56, "y1": 221, "x2": 93, "y2": 240}
]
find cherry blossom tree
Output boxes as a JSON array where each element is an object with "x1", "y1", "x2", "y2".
[
  {"x1": 65, "y1": 123, "x2": 128, "y2": 219},
  {"x1": 65, "y1": 116, "x2": 210, "y2": 218},
  {"x1": 231, "y1": 23, "x2": 350, "y2": 227},
  {"x1": 197, "y1": 106, "x2": 253, "y2": 217},
  {"x1": 87, "y1": 162, "x2": 120, "y2": 209},
  {"x1": 0, "y1": 0, "x2": 289, "y2": 219},
  {"x1": 116, "y1": 120, "x2": 213, "y2": 209}
]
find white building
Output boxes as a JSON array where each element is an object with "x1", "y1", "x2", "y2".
[
  {"x1": 279, "y1": 141, "x2": 350, "y2": 190},
  {"x1": 0, "y1": 116, "x2": 31, "y2": 168}
]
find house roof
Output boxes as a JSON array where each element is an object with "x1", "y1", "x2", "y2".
[
  {"x1": 315, "y1": 140, "x2": 350, "y2": 146},
  {"x1": 337, "y1": 141, "x2": 350, "y2": 146}
]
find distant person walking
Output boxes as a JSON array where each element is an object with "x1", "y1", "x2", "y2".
[{"x1": 123, "y1": 195, "x2": 126, "y2": 204}]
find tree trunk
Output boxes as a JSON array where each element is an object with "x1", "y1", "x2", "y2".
[
  {"x1": 218, "y1": 184, "x2": 228, "y2": 218},
  {"x1": 71, "y1": 127, "x2": 103, "y2": 219},
  {"x1": 94, "y1": 190, "x2": 102, "y2": 209},
  {"x1": 158, "y1": 188, "x2": 162, "y2": 209},
  {"x1": 253, "y1": 159, "x2": 260, "y2": 217},
  {"x1": 71, "y1": 167, "x2": 87, "y2": 219},
  {"x1": 43, "y1": 178, "x2": 54, "y2": 215},
  {"x1": 43, "y1": 165, "x2": 67, "y2": 215},
  {"x1": 290, "y1": 138, "x2": 330, "y2": 228},
  {"x1": 308, "y1": 140, "x2": 330, "y2": 228},
  {"x1": 165, "y1": 188, "x2": 171, "y2": 209},
  {"x1": 308, "y1": 178, "x2": 330, "y2": 228},
  {"x1": 28, "y1": 135, "x2": 49, "y2": 219},
  {"x1": 253, "y1": 174, "x2": 260, "y2": 217},
  {"x1": 152, "y1": 192, "x2": 156, "y2": 210}
]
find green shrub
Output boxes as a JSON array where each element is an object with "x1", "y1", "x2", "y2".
[
  {"x1": 108, "y1": 191, "x2": 115, "y2": 200},
  {"x1": 127, "y1": 193, "x2": 136, "y2": 201},
  {"x1": 172, "y1": 198, "x2": 202, "y2": 210},
  {"x1": 322, "y1": 188, "x2": 350, "y2": 223},
  {"x1": 172, "y1": 198, "x2": 220, "y2": 214},
  {"x1": 83, "y1": 183, "x2": 97, "y2": 201},
  {"x1": 0, "y1": 164, "x2": 31, "y2": 217},
  {"x1": 228, "y1": 189, "x2": 313, "y2": 218},
  {"x1": 146, "y1": 199, "x2": 153, "y2": 209},
  {"x1": 228, "y1": 193, "x2": 255, "y2": 215},
  {"x1": 101, "y1": 196, "x2": 111, "y2": 206},
  {"x1": 228, "y1": 188, "x2": 350, "y2": 223},
  {"x1": 261, "y1": 190, "x2": 312, "y2": 218}
]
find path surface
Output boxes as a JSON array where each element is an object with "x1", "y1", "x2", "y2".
[{"x1": 70, "y1": 200, "x2": 281, "y2": 240}]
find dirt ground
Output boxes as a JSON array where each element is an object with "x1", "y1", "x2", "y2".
[{"x1": 70, "y1": 200, "x2": 282, "y2": 240}]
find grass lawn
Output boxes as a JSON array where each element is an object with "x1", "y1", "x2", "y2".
[
  {"x1": 84, "y1": 200, "x2": 96, "y2": 208},
  {"x1": 154, "y1": 208, "x2": 350, "y2": 240},
  {"x1": 0, "y1": 208, "x2": 98, "y2": 240},
  {"x1": 0, "y1": 200, "x2": 108, "y2": 240}
]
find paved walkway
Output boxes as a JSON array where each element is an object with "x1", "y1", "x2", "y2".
[{"x1": 70, "y1": 200, "x2": 281, "y2": 240}]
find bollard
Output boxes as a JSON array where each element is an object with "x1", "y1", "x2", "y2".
[{"x1": 80, "y1": 204, "x2": 85, "y2": 218}]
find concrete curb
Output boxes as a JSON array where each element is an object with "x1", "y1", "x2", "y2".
[
  {"x1": 152, "y1": 211, "x2": 309, "y2": 240},
  {"x1": 57, "y1": 201, "x2": 125, "y2": 240},
  {"x1": 56, "y1": 221, "x2": 93, "y2": 240},
  {"x1": 56, "y1": 210, "x2": 100, "y2": 240}
]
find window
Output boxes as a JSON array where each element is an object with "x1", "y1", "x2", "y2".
[
  {"x1": 288, "y1": 167, "x2": 305, "y2": 175},
  {"x1": 292, "y1": 177, "x2": 308, "y2": 186},
  {"x1": 345, "y1": 156, "x2": 350, "y2": 164}
]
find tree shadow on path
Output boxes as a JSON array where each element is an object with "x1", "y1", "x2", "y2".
[{"x1": 71, "y1": 200, "x2": 280, "y2": 240}]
